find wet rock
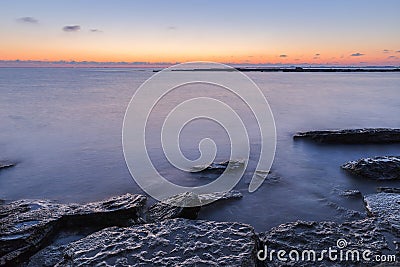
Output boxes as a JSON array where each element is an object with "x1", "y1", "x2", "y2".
[
  {"x1": 377, "y1": 187, "x2": 400, "y2": 193},
  {"x1": 364, "y1": 193, "x2": 400, "y2": 235},
  {"x1": 0, "y1": 194, "x2": 146, "y2": 266},
  {"x1": 293, "y1": 128, "x2": 400, "y2": 144},
  {"x1": 258, "y1": 218, "x2": 395, "y2": 266},
  {"x1": 55, "y1": 218, "x2": 258, "y2": 266},
  {"x1": 339, "y1": 189, "x2": 362, "y2": 198},
  {"x1": 342, "y1": 156, "x2": 400, "y2": 180},
  {"x1": 147, "y1": 191, "x2": 242, "y2": 222},
  {"x1": 190, "y1": 160, "x2": 245, "y2": 173},
  {"x1": 0, "y1": 162, "x2": 15, "y2": 170}
]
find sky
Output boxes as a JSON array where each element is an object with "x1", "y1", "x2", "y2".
[{"x1": 1, "y1": 0, "x2": 400, "y2": 66}]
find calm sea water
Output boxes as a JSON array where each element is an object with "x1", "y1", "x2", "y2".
[{"x1": 0, "y1": 68, "x2": 399, "y2": 231}]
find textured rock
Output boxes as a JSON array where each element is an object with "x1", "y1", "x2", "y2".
[
  {"x1": 342, "y1": 156, "x2": 400, "y2": 180},
  {"x1": 364, "y1": 193, "x2": 400, "y2": 235},
  {"x1": 56, "y1": 218, "x2": 258, "y2": 266},
  {"x1": 147, "y1": 191, "x2": 242, "y2": 222},
  {"x1": 0, "y1": 194, "x2": 146, "y2": 265},
  {"x1": 294, "y1": 128, "x2": 400, "y2": 144},
  {"x1": 258, "y1": 218, "x2": 396, "y2": 266}
]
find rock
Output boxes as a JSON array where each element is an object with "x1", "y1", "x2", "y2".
[
  {"x1": 364, "y1": 193, "x2": 400, "y2": 235},
  {"x1": 258, "y1": 218, "x2": 395, "y2": 266},
  {"x1": 147, "y1": 191, "x2": 242, "y2": 222},
  {"x1": 293, "y1": 128, "x2": 400, "y2": 144},
  {"x1": 190, "y1": 160, "x2": 245, "y2": 173},
  {"x1": 0, "y1": 194, "x2": 146, "y2": 266},
  {"x1": 0, "y1": 162, "x2": 15, "y2": 170},
  {"x1": 26, "y1": 245, "x2": 66, "y2": 267},
  {"x1": 339, "y1": 189, "x2": 362, "y2": 198},
  {"x1": 55, "y1": 218, "x2": 258, "y2": 266},
  {"x1": 342, "y1": 156, "x2": 400, "y2": 180},
  {"x1": 377, "y1": 187, "x2": 400, "y2": 193}
]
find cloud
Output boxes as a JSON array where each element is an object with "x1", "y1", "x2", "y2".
[
  {"x1": 388, "y1": 56, "x2": 397, "y2": 59},
  {"x1": 315, "y1": 53, "x2": 320, "y2": 56},
  {"x1": 63, "y1": 25, "x2": 81, "y2": 32},
  {"x1": 396, "y1": 50, "x2": 400, "y2": 53},
  {"x1": 279, "y1": 54, "x2": 288, "y2": 58},
  {"x1": 167, "y1": 26, "x2": 177, "y2": 30},
  {"x1": 17, "y1": 17, "x2": 38, "y2": 24},
  {"x1": 350, "y1": 53, "x2": 365, "y2": 57},
  {"x1": 90, "y1": 29, "x2": 102, "y2": 33},
  {"x1": 383, "y1": 49, "x2": 390, "y2": 53}
]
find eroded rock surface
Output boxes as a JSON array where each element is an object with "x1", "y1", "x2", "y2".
[
  {"x1": 55, "y1": 218, "x2": 258, "y2": 266},
  {"x1": 364, "y1": 193, "x2": 400, "y2": 235},
  {"x1": 258, "y1": 218, "x2": 396, "y2": 266},
  {"x1": 294, "y1": 128, "x2": 400, "y2": 144},
  {"x1": 342, "y1": 156, "x2": 400, "y2": 180},
  {"x1": 0, "y1": 194, "x2": 146, "y2": 265},
  {"x1": 147, "y1": 191, "x2": 242, "y2": 222}
]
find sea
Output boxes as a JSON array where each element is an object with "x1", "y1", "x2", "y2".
[{"x1": 0, "y1": 67, "x2": 399, "y2": 231}]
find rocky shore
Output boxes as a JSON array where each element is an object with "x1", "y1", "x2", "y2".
[
  {"x1": 0, "y1": 190, "x2": 398, "y2": 266},
  {"x1": 1, "y1": 128, "x2": 399, "y2": 266}
]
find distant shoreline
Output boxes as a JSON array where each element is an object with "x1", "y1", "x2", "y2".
[{"x1": 156, "y1": 67, "x2": 400, "y2": 73}]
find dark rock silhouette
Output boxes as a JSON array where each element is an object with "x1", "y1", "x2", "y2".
[{"x1": 294, "y1": 128, "x2": 400, "y2": 144}]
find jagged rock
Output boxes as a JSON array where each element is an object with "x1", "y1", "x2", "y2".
[
  {"x1": 55, "y1": 218, "x2": 258, "y2": 266},
  {"x1": 258, "y1": 218, "x2": 395, "y2": 266},
  {"x1": 0, "y1": 162, "x2": 15, "y2": 170},
  {"x1": 339, "y1": 189, "x2": 362, "y2": 198},
  {"x1": 190, "y1": 160, "x2": 245, "y2": 173},
  {"x1": 26, "y1": 245, "x2": 66, "y2": 267},
  {"x1": 293, "y1": 128, "x2": 400, "y2": 144},
  {"x1": 0, "y1": 194, "x2": 146, "y2": 266},
  {"x1": 147, "y1": 191, "x2": 242, "y2": 222},
  {"x1": 342, "y1": 156, "x2": 400, "y2": 180},
  {"x1": 377, "y1": 187, "x2": 400, "y2": 193},
  {"x1": 364, "y1": 193, "x2": 400, "y2": 235}
]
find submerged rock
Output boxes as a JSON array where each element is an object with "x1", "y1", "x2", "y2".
[
  {"x1": 339, "y1": 189, "x2": 362, "y2": 198},
  {"x1": 147, "y1": 191, "x2": 242, "y2": 222},
  {"x1": 342, "y1": 156, "x2": 400, "y2": 180},
  {"x1": 364, "y1": 193, "x2": 400, "y2": 235},
  {"x1": 293, "y1": 128, "x2": 400, "y2": 144},
  {"x1": 0, "y1": 162, "x2": 15, "y2": 170},
  {"x1": 190, "y1": 160, "x2": 245, "y2": 173},
  {"x1": 55, "y1": 218, "x2": 258, "y2": 266},
  {"x1": 0, "y1": 194, "x2": 146, "y2": 265}
]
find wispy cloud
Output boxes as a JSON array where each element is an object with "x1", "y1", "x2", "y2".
[
  {"x1": 396, "y1": 50, "x2": 400, "y2": 53},
  {"x1": 63, "y1": 25, "x2": 81, "y2": 32},
  {"x1": 167, "y1": 26, "x2": 177, "y2": 30},
  {"x1": 279, "y1": 54, "x2": 288, "y2": 58},
  {"x1": 17, "y1": 17, "x2": 38, "y2": 24},
  {"x1": 383, "y1": 49, "x2": 390, "y2": 53},
  {"x1": 350, "y1": 52, "x2": 365, "y2": 57},
  {"x1": 90, "y1": 29, "x2": 102, "y2": 33},
  {"x1": 387, "y1": 56, "x2": 397, "y2": 59}
]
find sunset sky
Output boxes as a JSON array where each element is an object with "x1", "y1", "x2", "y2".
[{"x1": 1, "y1": 0, "x2": 399, "y2": 66}]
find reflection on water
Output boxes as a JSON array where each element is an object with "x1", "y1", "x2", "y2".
[{"x1": 0, "y1": 68, "x2": 399, "y2": 231}]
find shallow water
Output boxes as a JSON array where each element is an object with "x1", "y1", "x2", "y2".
[{"x1": 0, "y1": 68, "x2": 399, "y2": 231}]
